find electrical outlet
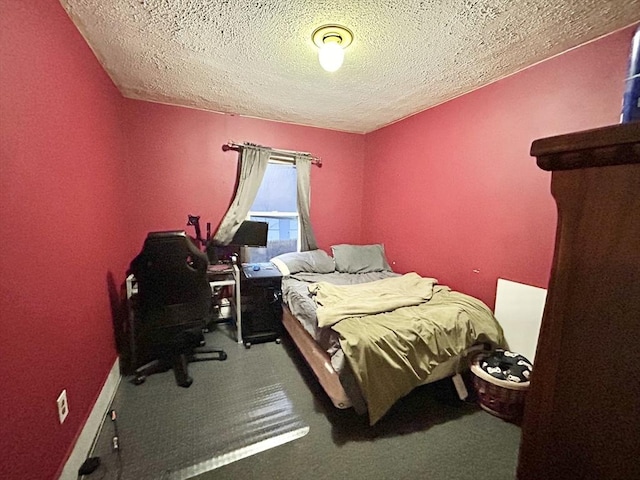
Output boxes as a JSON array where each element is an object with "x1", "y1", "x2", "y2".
[{"x1": 57, "y1": 389, "x2": 69, "y2": 424}]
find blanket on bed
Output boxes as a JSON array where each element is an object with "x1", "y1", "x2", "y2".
[
  {"x1": 309, "y1": 272, "x2": 437, "y2": 328},
  {"x1": 309, "y1": 274, "x2": 505, "y2": 425}
]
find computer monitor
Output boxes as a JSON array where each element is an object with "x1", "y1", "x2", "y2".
[
  {"x1": 230, "y1": 220, "x2": 268, "y2": 247},
  {"x1": 206, "y1": 221, "x2": 269, "y2": 264}
]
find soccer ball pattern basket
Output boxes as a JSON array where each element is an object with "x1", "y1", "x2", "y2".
[{"x1": 470, "y1": 351, "x2": 531, "y2": 421}]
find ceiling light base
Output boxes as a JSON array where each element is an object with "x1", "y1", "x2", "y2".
[{"x1": 312, "y1": 25, "x2": 353, "y2": 50}]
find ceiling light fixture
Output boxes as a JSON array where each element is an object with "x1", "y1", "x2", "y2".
[{"x1": 312, "y1": 25, "x2": 353, "y2": 72}]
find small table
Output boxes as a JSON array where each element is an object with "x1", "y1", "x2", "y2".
[
  {"x1": 239, "y1": 263, "x2": 283, "y2": 348},
  {"x1": 207, "y1": 260, "x2": 242, "y2": 344}
]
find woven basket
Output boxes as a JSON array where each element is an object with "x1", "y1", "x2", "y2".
[{"x1": 470, "y1": 355, "x2": 529, "y2": 422}]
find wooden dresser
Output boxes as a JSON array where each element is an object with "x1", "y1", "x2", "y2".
[{"x1": 517, "y1": 122, "x2": 640, "y2": 480}]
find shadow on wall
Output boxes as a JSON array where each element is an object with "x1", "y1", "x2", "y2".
[{"x1": 107, "y1": 271, "x2": 133, "y2": 374}]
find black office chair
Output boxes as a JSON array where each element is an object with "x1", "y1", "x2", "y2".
[{"x1": 129, "y1": 230, "x2": 227, "y2": 388}]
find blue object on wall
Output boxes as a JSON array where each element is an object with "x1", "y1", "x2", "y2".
[{"x1": 622, "y1": 25, "x2": 640, "y2": 123}]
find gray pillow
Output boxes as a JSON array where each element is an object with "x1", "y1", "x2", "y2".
[
  {"x1": 331, "y1": 244, "x2": 392, "y2": 273},
  {"x1": 270, "y1": 249, "x2": 335, "y2": 275}
]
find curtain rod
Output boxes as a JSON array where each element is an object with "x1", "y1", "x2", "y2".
[{"x1": 222, "y1": 141, "x2": 322, "y2": 167}]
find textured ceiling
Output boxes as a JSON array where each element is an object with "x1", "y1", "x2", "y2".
[{"x1": 61, "y1": 1, "x2": 640, "y2": 134}]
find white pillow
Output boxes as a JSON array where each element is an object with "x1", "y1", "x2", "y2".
[
  {"x1": 270, "y1": 249, "x2": 335, "y2": 275},
  {"x1": 270, "y1": 257, "x2": 291, "y2": 276}
]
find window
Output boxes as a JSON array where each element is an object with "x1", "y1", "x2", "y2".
[{"x1": 246, "y1": 161, "x2": 298, "y2": 263}]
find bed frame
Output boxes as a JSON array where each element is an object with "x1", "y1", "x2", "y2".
[
  {"x1": 281, "y1": 305, "x2": 352, "y2": 408},
  {"x1": 282, "y1": 304, "x2": 480, "y2": 411}
]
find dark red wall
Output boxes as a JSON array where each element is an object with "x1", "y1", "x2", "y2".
[
  {"x1": 1, "y1": 0, "x2": 635, "y2": 477},
  {"x1": 0, "y1": 1, "x2": 128, "y2": 478},
  {"x1": 118, "y1": 102, "x2": 366, "y2": 260},
  {"x1": 0, "y1": 2, "x2": 364, "y2": 478},
  {"x1": 363, "y1": 26, "x2": 635, "y2": 309}
]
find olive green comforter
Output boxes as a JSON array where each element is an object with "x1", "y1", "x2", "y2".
[{"x1": 309, "y1": 273, "x2": 505, "y2": 425}]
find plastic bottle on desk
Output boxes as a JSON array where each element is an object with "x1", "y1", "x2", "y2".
[{"x1": 621, "y1": 26, "x2": 640, "y2": 123}]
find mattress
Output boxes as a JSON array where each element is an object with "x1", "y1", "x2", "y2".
[{"x1": 282, "y1": 271, "x2": 399, "y2": 367}]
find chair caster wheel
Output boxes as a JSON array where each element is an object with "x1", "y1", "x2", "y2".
[
  {"x1": 132, "y1": 375, "x2": 146, "y2": 386},
  {"x1": 178, "y1": 377, "x2": 193, "y2": 388},
  {"x1": 219, "y1": 352, "x2": 228, "y2": 361},
  {"x1": 244, "y1": 342, "x2": 251, "y2": 349},
  {"x1": 275, "y1": 338, "x2": 281, "y2": 344}
]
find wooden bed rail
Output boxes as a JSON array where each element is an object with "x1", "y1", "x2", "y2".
[{"x1": 281, "y1": 305, "x2": 352, "y2": 409}]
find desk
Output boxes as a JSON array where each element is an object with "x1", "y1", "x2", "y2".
[{"x1": 126, "y1": 257, "x2": 244, "y2": 345}]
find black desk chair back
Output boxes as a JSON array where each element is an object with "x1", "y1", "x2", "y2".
[{"x1": 130, "y1": 231, "x2": 226, "y2": 387}]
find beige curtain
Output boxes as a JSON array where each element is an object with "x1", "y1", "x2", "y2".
[
  {"x1": 295, "y1": 154, "x2": 318, "y2": 251},
  {"x1": 213, "y1": 145, "x2": 271, "y2": 245}
]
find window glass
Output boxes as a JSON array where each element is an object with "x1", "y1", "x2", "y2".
[
  {"x1": 246, "y1": 162, "x2": 298, "y2": 263},
  {"x1": 251, "y1": 162, "x2": 297, "y2": 211}
]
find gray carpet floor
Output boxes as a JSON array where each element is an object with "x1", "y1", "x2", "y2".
[{"x1": 87, "y1": 325, "x2": 521, "y2": 480}]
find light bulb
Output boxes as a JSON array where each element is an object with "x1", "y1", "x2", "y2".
[{"x1": 318, "y1": 41, "x2": 344, "y2": 72}]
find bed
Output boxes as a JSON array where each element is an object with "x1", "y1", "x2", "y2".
[{"x1": 271, "y1": 244, "x2": 506, "y2": 425}]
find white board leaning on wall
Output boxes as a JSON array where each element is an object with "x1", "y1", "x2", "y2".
[{"x1": 494, "y1": 278, "x2": 547, "y2": 363}]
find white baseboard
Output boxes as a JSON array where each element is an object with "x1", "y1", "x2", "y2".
[{"x1": 59, "y1": 358, "x2": 121, "y2": 480}]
